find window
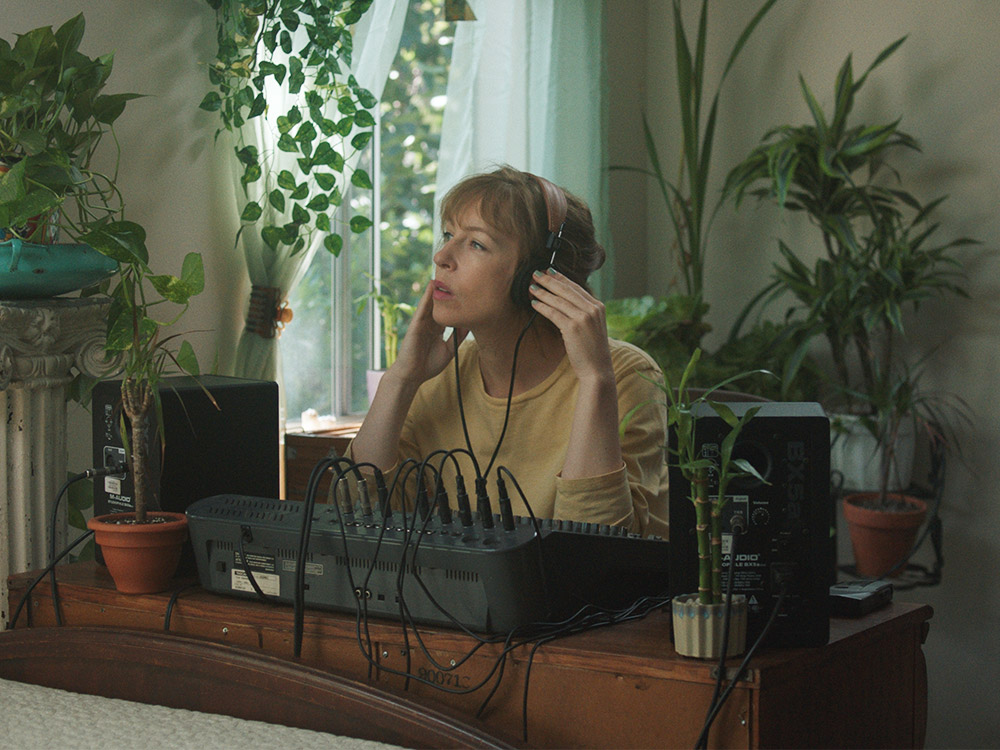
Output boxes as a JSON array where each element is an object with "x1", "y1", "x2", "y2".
[{"x1": 282, "y1": 0, "x2": 453, "y2": 424}]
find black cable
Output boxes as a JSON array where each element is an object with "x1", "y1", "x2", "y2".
[
  {"x1": 49, "y1": 467, "x2": 120, "y2": 627},
  {"x1": 8, "y1": 530, "x2": 95, "y2": 631},
  {"x1": 452, "y1": 333, "x2": 483, "y2": 481},
  {"x1": 696, "y1": 519, "x2": 744, "y2": 750},
  {"x1": 484, "y1": 312, "x2": 538, "y2": 479},
  {"x1": 163, "y1": 582, "x2": 199, "y2": 631},
  {"x1": 295, "y1": 456, "x2": 355, "y2": 657},
  {"x1": 694, "y1": 586, "x2": 788, "y2": 749},
  {"x1": 237, "y1": 527, "x2": 274, "y2": 603}
]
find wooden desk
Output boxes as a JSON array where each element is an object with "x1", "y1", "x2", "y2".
[{"x1": 7, "y1": 563, "x2": 931, "y2": 749}]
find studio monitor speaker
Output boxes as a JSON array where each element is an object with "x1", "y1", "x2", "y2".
[
  {"x1": 669, "y1": 401, "x2": 833, "y2": 647},
  {"x1": 92, "y1": 375, "x2": 279, "y2": 571}
]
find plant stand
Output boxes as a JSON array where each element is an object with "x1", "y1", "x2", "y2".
[
  {"x1": 672, "y1": 593, "x2": 748, "y2": 659},
  {"x1": 0, "y1": 298, "x2": 116, "y2": 626}
]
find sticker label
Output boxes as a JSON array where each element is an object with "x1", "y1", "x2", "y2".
[
  {"x1": 232, "y1": 568, "x2": 280, "y2": 597},
  {"x1": 104, "y1": 476, "x2": 122, "y2": 495},
  {"x1": 281, "y1": 559, "x2": 324, "y2": 576}
]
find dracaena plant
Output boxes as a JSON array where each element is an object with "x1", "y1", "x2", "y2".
[
  {"x1": 0, "y1": 14, "x2": 141, "y2": 245},
  {"x1": 84, "y1": 220, "x2": 205, "y2": 523},
  {"x1": 200, "y1": 0, "x2": 376, "y2": 258},
  {"x1": 725, "y1": 37, "x2": 974, "y2": 411},
  {"x1": 609, "y1": 0, "x2": 776, "y2": 310}
]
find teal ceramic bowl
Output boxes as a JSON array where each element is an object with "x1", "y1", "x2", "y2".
[{"x1": 0, "y1": 239, "x2": 119, "y2": 299}]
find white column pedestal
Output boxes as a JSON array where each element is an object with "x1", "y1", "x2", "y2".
[{"x1": 1, "y1": 297, "x2": 113, "y2": 626}]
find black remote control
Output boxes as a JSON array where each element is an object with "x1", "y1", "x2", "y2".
[{"x1": 829, "y1": 580, "x2": 893, "y2": 617}]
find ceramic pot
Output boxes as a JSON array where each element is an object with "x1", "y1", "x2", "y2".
[
  {"x1": 672, "y1": 593, "x2": 747, "y2": 659},
  {"x1": 1, "y1": 239, "x2": 118, "y2": 299},
  {"x1": 87, "y1": 512, "x2": 188, "y2": 593},
  {"x1": 843, "y1": 493, "x2": 927, "y2": 578},
  {"x1": 829, "y1": 413, "x2": 915, "y2": 493}
]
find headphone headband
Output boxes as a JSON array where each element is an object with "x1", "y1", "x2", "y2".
[{"x1": 529, "y1": 174, "x2": 567, "y2": 251}]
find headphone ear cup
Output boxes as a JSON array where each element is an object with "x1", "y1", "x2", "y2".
[{"x1": 510, "y1": 261, "x2": 544, "y2": 309}]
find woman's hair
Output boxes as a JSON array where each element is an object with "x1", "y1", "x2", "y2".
[{"x1": 439, "y1": 165, "x2": 605, "y2": 293}]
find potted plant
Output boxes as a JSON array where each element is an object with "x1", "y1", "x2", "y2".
[
  {"x1": 608, "y1": 0, "x2": 776, "y2": 351},
  {"x1": 629, "y1": 348, "x2": 767, "y2": 658},
  {"x1": 355, "y1": 272, "x2": 413, "y2": 403},
  {"x1": 84, "y1": 220, "x2": 205, "y2": 593},
  {"x1": 724, "y1": 38, "x2": 974, "y2": 507},
  {"x1": 0, "y1": 14, "x2": 143, "y2": 299},
  {"x1": 840, "y1": 356, "x2": 969, "y2": 578}
]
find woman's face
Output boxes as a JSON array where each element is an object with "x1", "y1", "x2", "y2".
[{"x1": 431, "y1": 202, "x2": 525, "y2": 334}]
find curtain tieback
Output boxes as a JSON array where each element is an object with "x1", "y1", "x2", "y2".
[{"x1": 246, "y1": 285, "x2": 294, "y2": 339}]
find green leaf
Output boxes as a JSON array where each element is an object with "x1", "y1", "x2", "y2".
[
  {"x1": 349, "y1": 214, "x2": 372, "y2": 233},
  {"x1": 351, "y1": 169, "x2": 373, "y2": 190},
  {"x1": 296, "y1": 120, "x2": 317, "y2": 144},
  {"x1": 354, "y1": 110, "x2": 375, "y2": 128},
  {"x1": 315, "y1": 172, "x2": 337, "y2": 190},
  {"x1": 235, "y1": 145, "x2": 259, "y2": 165},
  {"x1": 277, "y1": 133, "x2": 297, "y2": 152},
  {"x1": 240, "y1": 201, "x2": 262, "y2": 222},
  {"x1": 306, "y1": 194, "x2": 330, "y2": 211},
  {"x1": 180, "y1": 252, "x2": 205, "y2": 295},
  {"x1": 82, "y1": 221, "x2": 148, "y2": 265},
  {"x1": 351, "y1": 131, "x2": 373, "y2": 149},
  {"x1": 199, "y1": 91, "x2": 222, "y2": 112},
  {"x1": 337, "y1": 96, "x2": 357, "y2": 115},
  {"x1": 277, "y1": 170, "x2": 296, "y2": 190},
  {"x1": 248, "y1": 93, "x2": 266, "y2": 118},
  {"x1": 268, "y1": 189, "x2": 285, "y2": 212},
  {"x1": 324, "y1": 233, "x2": 343, "y2": 255},
  {"x1": 175, "y1": 339, "x2": 199, "y2": 375}
]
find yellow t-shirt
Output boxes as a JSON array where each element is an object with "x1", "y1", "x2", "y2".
[{"x1": 366, "y1": 338, "x2": 668, "y2": 538}]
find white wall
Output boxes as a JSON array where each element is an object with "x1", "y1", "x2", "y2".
[
  {"x1": 607, "y1": 2, "x2": 1000, "y2": 747},
  {"x1": 6, "y1": 1, "x2": 246, "y2": 470}
]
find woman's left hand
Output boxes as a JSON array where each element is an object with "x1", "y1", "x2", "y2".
[{"x1": 528, "y1": 268, "x2": 614, "y2": 384}]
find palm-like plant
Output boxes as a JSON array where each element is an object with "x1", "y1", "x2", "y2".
[
  {"x1": 611, "y1": 0, "x2": 777, "y2": 305},
  {"x1": 725, "y1": 37, "x2": 974, "y2": 409}
]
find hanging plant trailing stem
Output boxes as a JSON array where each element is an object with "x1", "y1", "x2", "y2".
[{"x1": 200, "y1": 0, "x2": 377, "y2": 256}]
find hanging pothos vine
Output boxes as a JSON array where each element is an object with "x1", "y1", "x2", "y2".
[{"x1": 200, "y1": 0, "x2": 376, "y2": 256}]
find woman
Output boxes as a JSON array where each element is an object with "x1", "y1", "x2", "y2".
[{"x1": 351, "y1": 166, "x2": 668, "y2": 538}]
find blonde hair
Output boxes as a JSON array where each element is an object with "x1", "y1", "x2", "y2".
[{"x1": 439, "y1": 166, "x2": 605, "y2": 293}]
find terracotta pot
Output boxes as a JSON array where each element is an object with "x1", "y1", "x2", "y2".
[
  {"x1": 672, "y1": 593, "x2": 747, "y2": 659},
  {"x1": 87, "y1": 512, "x2": 189, "y2": 594},
  {"x1": 843, "y1": 493, "x2": 927, "y2": 578}
]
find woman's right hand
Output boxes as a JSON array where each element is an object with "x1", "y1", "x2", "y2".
[{"x1": 389, "y1": 280, "x2": 468, "y2": 387}]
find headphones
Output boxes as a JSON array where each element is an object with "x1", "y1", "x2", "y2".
[{"x1": 509, "y1": 173, "x2": 568, "y2": 309}]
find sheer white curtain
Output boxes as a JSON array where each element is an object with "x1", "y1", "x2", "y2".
[
  {"x1": 231, "y1": 0, "x2": 408, "y2": 406},
  {"x1": 435, "y1": 0, "x2": 610, "y2": 295}
]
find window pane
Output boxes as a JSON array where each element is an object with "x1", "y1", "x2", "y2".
[
  {"x1": 283, "y1": 0, "x2": 451, "y2": 423},
  {"x1": 379, "y1": 0, "x2": 453, "y2": 325}
]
